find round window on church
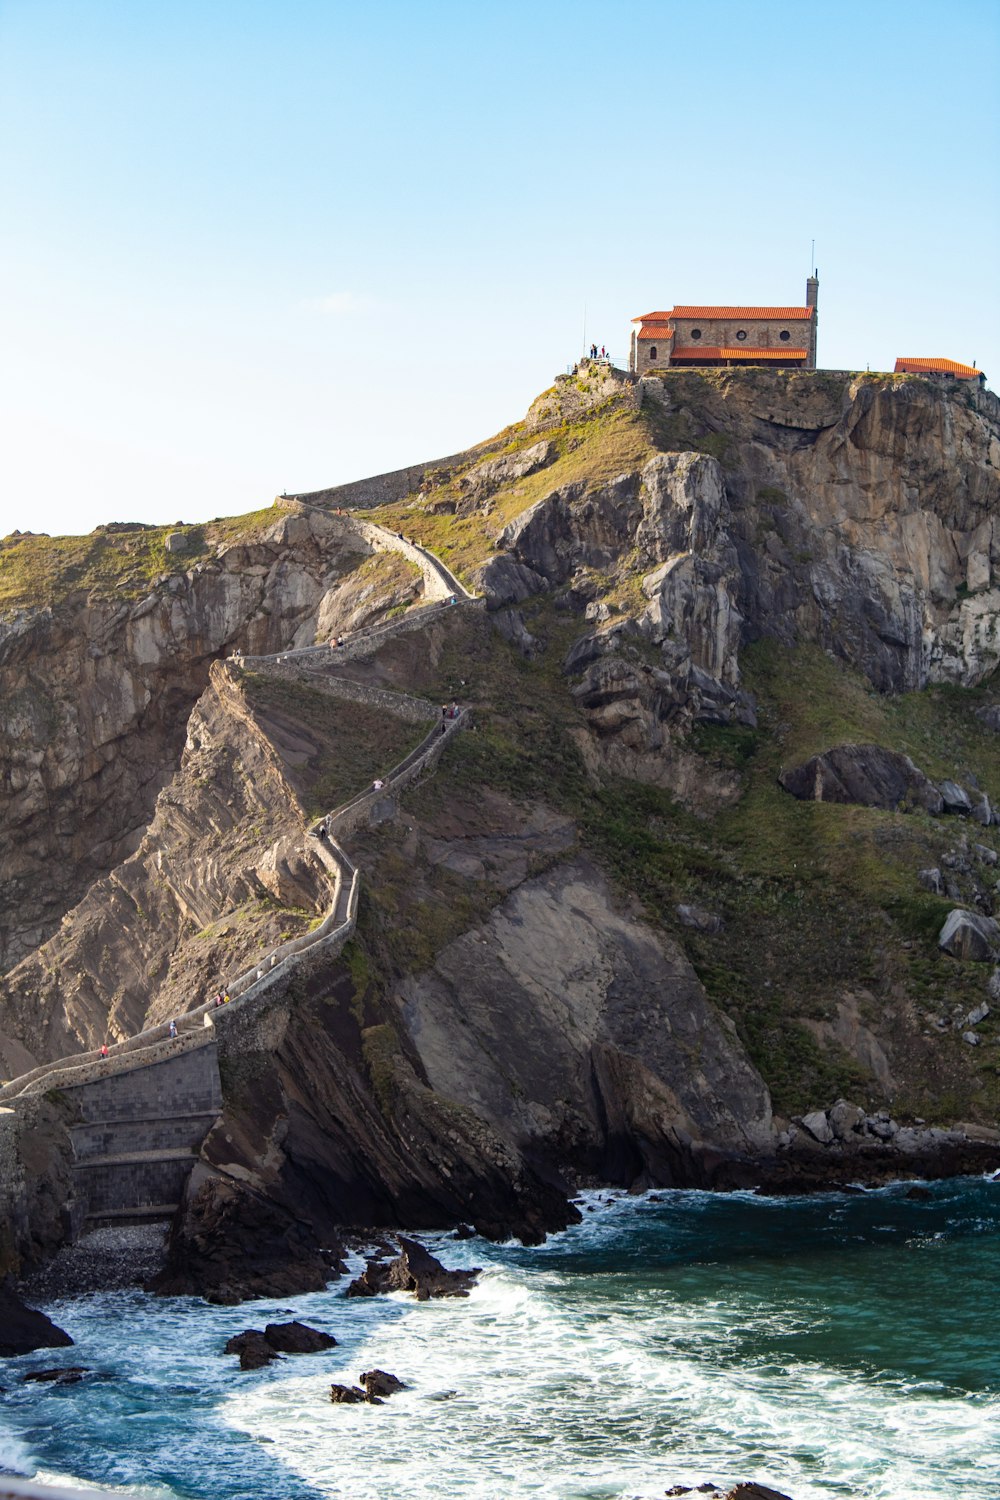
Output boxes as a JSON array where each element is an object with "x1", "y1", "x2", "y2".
[
  {"x1": 735, "y1": 330, "x2": 747, "y2": 342},
  {"x1": 779, "y1": 330, "x2": 791, "y2": 342},
  {"x1": 690, "y1": 328, "x2": 702, "y2": 340}
]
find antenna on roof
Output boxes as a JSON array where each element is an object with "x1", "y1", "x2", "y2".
[{"x1": 810, "y1": 238, "x2": 815, "y2": 275}]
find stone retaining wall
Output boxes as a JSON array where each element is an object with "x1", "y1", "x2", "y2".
[{"x1": 285, "y1": 441, "x2": 501, "y2": 512}]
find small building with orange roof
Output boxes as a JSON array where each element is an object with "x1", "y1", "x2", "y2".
[
  {"x1": 894, "y1": 357, "x2": 985, "y2": 384},
  {"x1": 630, "y1": 274, "x2": 819, "y2": 375}
]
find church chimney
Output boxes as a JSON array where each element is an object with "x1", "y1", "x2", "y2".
[{"x1": 806, "y1": 268, "x2": 819, "y2": 368}]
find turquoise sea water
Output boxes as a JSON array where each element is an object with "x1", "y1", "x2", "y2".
[{"x1": 1, "y1": 1178, "x2": 998, "y2": 1500}]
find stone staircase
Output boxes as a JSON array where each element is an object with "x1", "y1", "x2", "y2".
[{"x1": 0, "y1": 518, "x2": 479, "y2": 1237}]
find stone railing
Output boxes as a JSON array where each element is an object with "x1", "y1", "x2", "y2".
[{"x1": 0, "y1": 523, "x2": 474, "y2": 1106}]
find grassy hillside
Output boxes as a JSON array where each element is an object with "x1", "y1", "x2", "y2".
[
  {"x1": 344, "y1": 605, "x2": 1000, "y2": 1122},
  {"x1": 0, "y1": 506, "x2": 282, "y2": 611}
]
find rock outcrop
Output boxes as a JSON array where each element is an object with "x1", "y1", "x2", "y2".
[
  {"x1": 0, "y1": 507, "x2": 423, "y2": 978},
  {"x1": 225, "y1": 1320, "x2": 337, "y2": 1370},
  {"x1": 0, "y1": 1276, "x2": 73, "y2": 1356},
  {"x1": 346, "y1": 1237, "x2": 479, "y2": 1301},
  {"x1": 778, "y1": 745, "x2": 945, "y2": 813}
]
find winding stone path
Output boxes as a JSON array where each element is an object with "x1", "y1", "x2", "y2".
[{"x1": 0, "y1": 519, "x2": 478, "y2": 1228}]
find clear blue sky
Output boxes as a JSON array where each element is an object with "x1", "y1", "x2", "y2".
[{"x1": 1, "y1": 0, "x2": 998, "y2": 539}]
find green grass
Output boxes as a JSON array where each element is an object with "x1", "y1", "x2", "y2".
[
  {"x1": 0, "y1": 505, "x2": 282, "y2": 611},
  {"x1": 365, "y1": 395, "x2": 658, "y2": 582},
  {"x1": 345, "y1": 605, "x2": 1000, "y2": 1120},
  {"x1": 239, "y1": 671, "x2": 428, "y2": 818}
]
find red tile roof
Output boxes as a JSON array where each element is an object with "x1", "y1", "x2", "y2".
[
  {"x1": 634, "y1": 306, "x2": 814, "y2": 323},
  {"x1": 671, "y1": 306, "x2": 814, "y2": 321},
  {"x1": 894, "y1": 357, "x2": 982, "y2": 378},
  {"x1": 637, "y1": 325, "x2": 672, "y2": 341}
]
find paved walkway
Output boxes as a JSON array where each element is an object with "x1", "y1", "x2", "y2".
[{"x1": 0, "y1": 519, "x2": 478, "y2": 1103}]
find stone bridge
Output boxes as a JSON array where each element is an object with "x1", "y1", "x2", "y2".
[{"x1": 0, "y1": 518, "x2": 479, "y2": 1247}]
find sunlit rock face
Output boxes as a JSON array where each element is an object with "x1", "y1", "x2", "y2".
[{"x1": 0, "y1": 509, "x2": 419, "y2": 974}]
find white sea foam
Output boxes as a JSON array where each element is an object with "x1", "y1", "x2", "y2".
[{"x1": 2, "y1": 1185, "x2": 997, "y2": 1500}]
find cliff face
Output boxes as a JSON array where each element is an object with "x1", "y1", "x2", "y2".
[
  {"x1": 0, "y1": 508, "x2": 418, "y2": 977},
  {"x1": 2, "y1": 369, "x2": 1000, "y2": 1280}
]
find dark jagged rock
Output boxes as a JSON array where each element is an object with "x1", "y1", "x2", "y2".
[
  {"x1": 726, "y1": 1485, "x2": 795, "y2": 1500},
  {"x1": 360, "y1": 1368, "x2": 406, "y2": 1399},
  {"x1": 452, "y1": 1223, "x2": 476, "y2": 1240},
  {"x1": 330, "y1": 1382, "x2": 368, "y2": 1404},
  {"x1": 21, "y1": 1366, "x2": 88, "y2": 1385},
  {"x1": 152, "y1": 1166, "x2": 335, "y2": 1305},
  {"x1": 224, "y1": 1331, "x2": 280, "y2": 1371},
  {"x1": 263, "y1": 1320, "x2": 337, "y2": 1355},
  {"x1": 225, "y1": 1320, "x2": 337, "y2": 1370},
  {"x1": 778, "y1": 744, "x2": 944, "y2": 813},
  {"x1": 0, "y1": 1278, "x2": 73, "y2": 1357},
  {"x1": 346, "y1": 1237, "x2": 480, "y2": 1301}
]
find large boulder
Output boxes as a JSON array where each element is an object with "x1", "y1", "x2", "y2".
[
  {"x1": 939, "y1": 779, "x2": 973, "y2": 815},
  {"x1": 778, "y1": 744, "x2": 944, "y2": 813},
  {"x1": 264, "y1": 1320, "x2": 337, "y2": 1355},
  {"x1": 0, "y1": 1277, "x2": 73, "y2": 1357},
  {"x1": 939, "y1": 908, "x2": 1000, "y2": 962},
  {"x1": 361, "y1": 1368, "x2": 406, "y2": 1399},
  {"x1": 224, "y1": 1331, "x2": 278, "y2": 1371}
]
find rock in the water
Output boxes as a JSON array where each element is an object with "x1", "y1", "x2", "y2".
[
  {"x1": 726, "y1": 1485, "x2": 794, "y2": 1500},
  {"x1": 938, "y1": 908, "x2": 1000, "y2": 962},
  {"x1": 778, "y1": 744, "x2": 943, "y2": 813},
  {"x1": 330, "y1": 1383, "x2": 368, "y2": 1404},
  {"x1": 21, "y1": 1366, "x2": 88, "y2": 1385},
  {"x1": 264, "y1": 1320, "x2": 337, "y2": 1355},
  {"x1": 905, "y1": 1185, "x2": 932, "y2": 1201},
  {"x1": 225, "y1": 1320, "x2": 337, "y2": 1369},
  {"x1": 361, "y1": 1368, "x2": 406, "y2": 1400},
  {"x1": 799, "y1": 1110, "x2": 834, "y2": 1145},
  {"x1": 346, "y1": 1237, "x2": 480, "y2": 1301},
  {"x1": 0, "y1": 1278, "x2": 73, "y2": 1357},
  {"x1": 224, "y1": 1330, "x2": 280, "y2": 1371}
]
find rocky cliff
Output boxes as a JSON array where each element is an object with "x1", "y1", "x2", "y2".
[{"x1": 2, "y1": 366, "x2": 1000, "y2": 1290}]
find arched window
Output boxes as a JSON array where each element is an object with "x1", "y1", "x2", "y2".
[{"x1": 648, "y1": 345, "x2": 657, "y2": 361}]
